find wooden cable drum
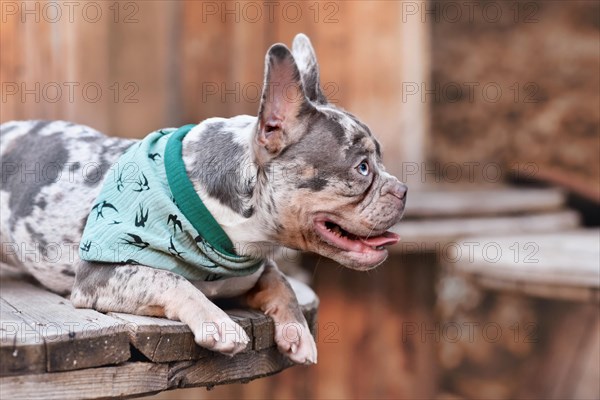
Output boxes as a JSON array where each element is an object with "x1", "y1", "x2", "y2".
[
  {"x1": 392, "y1": 186, "x2": 581, "y2": 252},
  {"x1": 402, "y1": 187, "x2": 569, "y2": 219},
  {"x1": 0, "y1": 277, "x2": 318, "y2": 399},
  {"x1": 442, "y1": 229, "x2": 600, "y2": 303}
]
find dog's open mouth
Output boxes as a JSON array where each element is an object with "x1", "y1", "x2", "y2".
[{"x1": 314, "y1": 218, "x2": 400, "y2": 254}]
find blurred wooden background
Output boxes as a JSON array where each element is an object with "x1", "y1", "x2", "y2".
[
  {"x1": 1, "y1": 1, "x2": 598, "y2": 399},
  {"x1": 430, "y1": 0, "x2": 599, "y2": 202},
  {"x1": 0, "y1": 0, "x2": 429, "y2": 184}
]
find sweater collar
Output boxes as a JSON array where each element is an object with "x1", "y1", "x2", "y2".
[{"x1": 164, "y1": 125, "x2": 254, "y2": 260}]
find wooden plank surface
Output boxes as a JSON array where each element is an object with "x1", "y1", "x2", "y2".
[
  {"x1": 0, "y1": 280, "x2": 130, "y2": 374},
  {"x1": 227, "y1": 309, "x2": 275, "y2": 352},
  {"x1": 472, "y1": 275, "x2": 599, "y2": 303},
  {"x1": 109, "y1": 310, "x2": 255, "y2": 363},
  {"x1": 392, "y1": 210, "x2": 580, "y2": 252},
  {"x1": 0, "y1": 276, "x2": 319, "y2": 398},
  {"x1": 169, "y1": 347, "x2": 293, "y2": 389},
  {"x1": 0, "y1": 298, "x2": 46, "y2": 376},
  {"x1": 0, "y1": 362, "x2": 168, "y2": 400},
  {"x1": 108, "y1": 312, "x2": 211, "y2": 363},
  {"x1": 447, "y1": 229, "x2": 600, "y2": 287},
  {"x1": 403, "y1": 187, "x2": 567, "y2": 219},
  {"x1": 109, "y1": 278, "x2": 318, "y2": 362},
  {"x1": 0, "y1": 347, "x2": 296, "y2": 400}
]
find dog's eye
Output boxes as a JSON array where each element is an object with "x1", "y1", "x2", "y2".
[{"x1": 356, "y1": 161, "x2": 370, "y2": 176}]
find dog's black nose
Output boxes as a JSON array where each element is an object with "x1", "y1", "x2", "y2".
[{"x1": 382, "y1": 180, "x2": 407, "y2": 201}]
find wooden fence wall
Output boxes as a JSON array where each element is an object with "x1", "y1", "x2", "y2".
[{"x1": 1, "y1": 0, "x2": 429, "y2": 182}]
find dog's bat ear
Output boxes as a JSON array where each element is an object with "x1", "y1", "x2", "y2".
[
  {"x1": 257, "y1": 43, "x2": 313, "y2": 157},
  {"x1": 292, "y1": 33, "x2": 326, "y2": 104}
]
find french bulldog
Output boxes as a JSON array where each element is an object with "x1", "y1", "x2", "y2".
[{"x1": 0, "y1": 34, "x2": 407, "y2": 365}]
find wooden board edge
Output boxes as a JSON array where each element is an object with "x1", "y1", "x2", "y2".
[
  {"x1": 167, "y1": 347, "x2": 294, "y2": 390},
  {"x1": 0, "y1": 362, "x2": 168, "y2": 400}
]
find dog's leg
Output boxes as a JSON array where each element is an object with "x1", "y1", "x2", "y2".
[
  {"x1": 246, "y1": 260, "x2": 317, "y2": 364},
  {"x1": 71, "y1": 261, "x2": 249, "y2": 356}
]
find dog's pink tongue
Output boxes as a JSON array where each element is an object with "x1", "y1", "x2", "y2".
[{"x1": 358, "y1": 232, "x2": 400, "y2": 247}]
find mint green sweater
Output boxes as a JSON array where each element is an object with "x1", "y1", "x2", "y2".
[{"x1": 79, "y1": 125, "x2": 263, "y2": 281}]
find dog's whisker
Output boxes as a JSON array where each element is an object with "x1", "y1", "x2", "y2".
[
  {"x1": 311, "y1": 256, "x2": 322, "y2": 281},
  {"x1": 365, "y1": 215, "x2": 385, "y2": 240}
]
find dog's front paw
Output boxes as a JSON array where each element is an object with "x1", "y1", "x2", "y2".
[
  {"x1": 192, "y1": 313, "x2": 250, "y2": 356},
  {"x1": 275, "y1": 320, "x2": 317, "y2": 365}
]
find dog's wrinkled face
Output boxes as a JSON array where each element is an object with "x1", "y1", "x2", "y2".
[{"x1": 255, "y1": 34, "x2": 407, "y2": 270}]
